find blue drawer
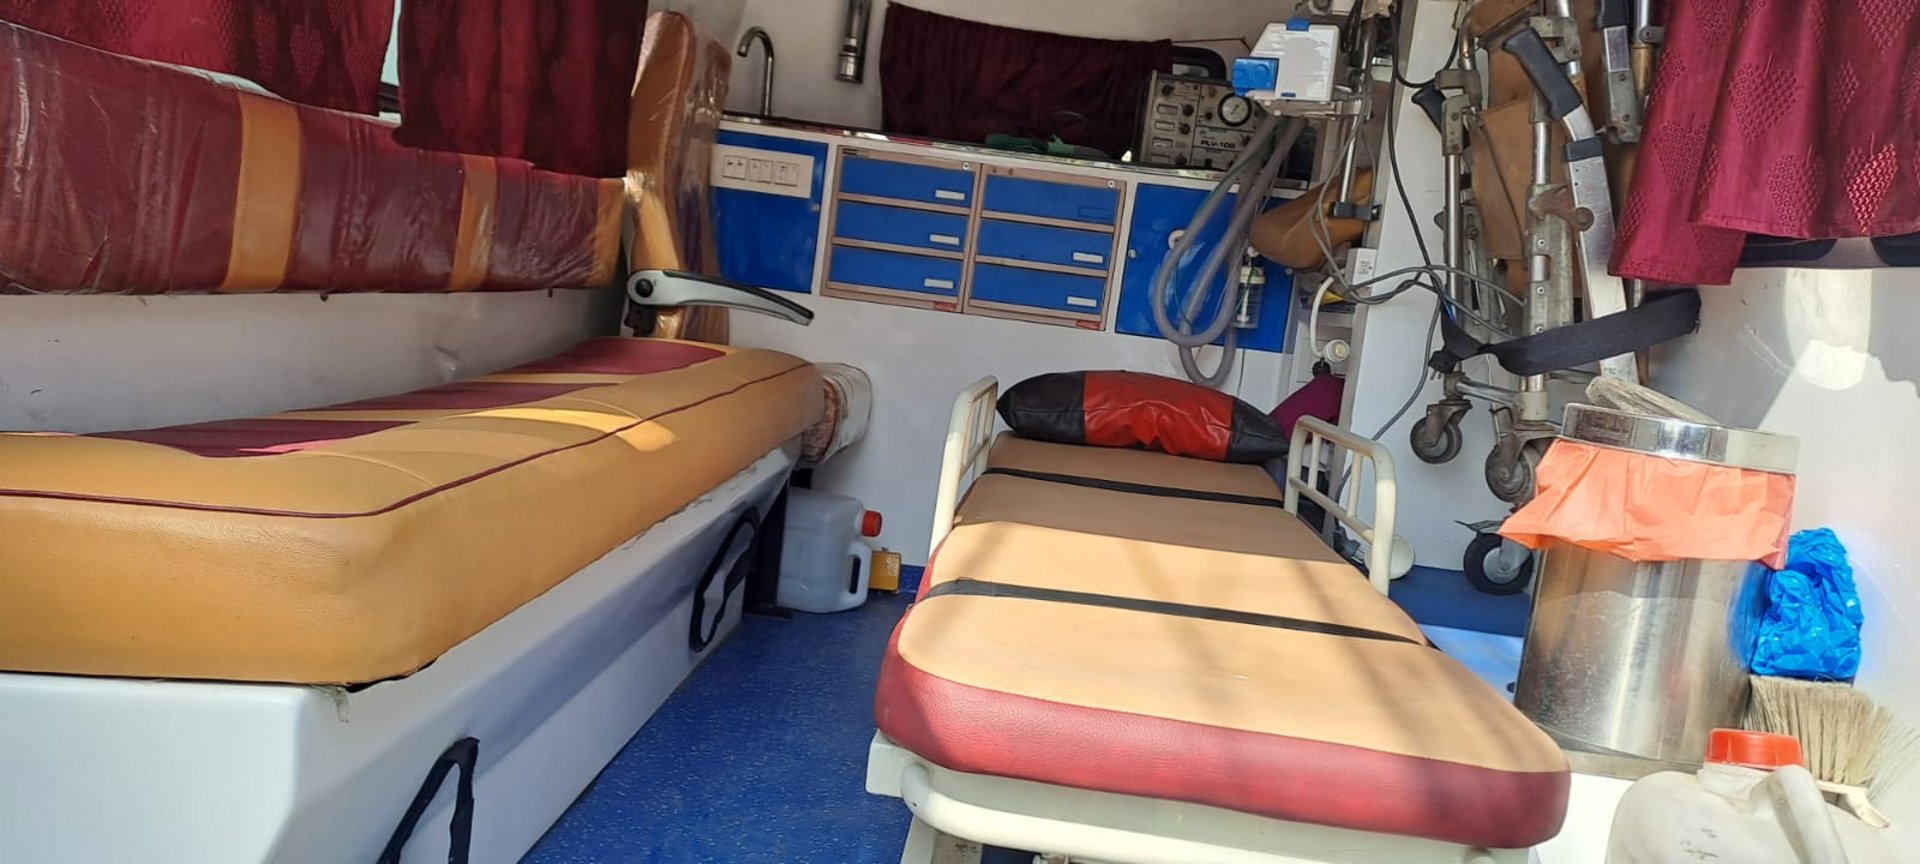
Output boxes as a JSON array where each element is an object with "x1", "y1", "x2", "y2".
[
  {"x1": 839, "y1": 154, "x2": 975, "y2": 208},
  {"x1": 976, "y1": 219, "x2": 1113, "y2": 270},
  {"x1": 970, "y1": 263, "x2": 1106, "y2": 315},
  {"x1": 834, "y1": 201, "x2": 969, "y2": 253},
  {"x1": 828, "y1": 246, "x2": 963, "y2": 297},
  {"x1": 982, "y1": 175, "x2": 1119, "y2": 226}
]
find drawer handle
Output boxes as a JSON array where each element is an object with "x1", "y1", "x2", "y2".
[
  {"x1": 1071, "y1": 252, "x2": 1105, "y2": 265},
  {"x1": 1066, "y1": 296, "x2": 1100, "y2": 309},
  {"x1": 934, "y1": 189, "x2": 967, "y2": 202},
  {"x1": 924, "y1": 278, "x2": 956, "y2": 290},
  {"x1": 929, "y1": 234, "x2": 962, "y2": 247}
]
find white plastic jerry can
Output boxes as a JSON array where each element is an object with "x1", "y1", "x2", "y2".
[
  {"x1": 1608, "y1": 730, "x2": 1895, "y2": 864},
  {"x1": 776, "y1": 487, "x2": 883, "y2": 614}
]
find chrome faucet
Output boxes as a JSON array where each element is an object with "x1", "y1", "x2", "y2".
[{"x1": 736, "y1": 27, "x2": 775, "y2": 117}]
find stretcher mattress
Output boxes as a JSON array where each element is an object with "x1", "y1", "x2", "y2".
[
  {"x1": 875, "y1": 436, "x2": 1570, "y2": 849},
  {"x1": 0, "y1": 339, "x2": 821, "y2": 685},
  {"x1": 0, "y1": 19, "x2": 623, "y2": 295}
]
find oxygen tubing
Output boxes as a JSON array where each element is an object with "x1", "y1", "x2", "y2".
[{"x1": 1151, "y1": 116, "x2": 1305, "y2": 388}]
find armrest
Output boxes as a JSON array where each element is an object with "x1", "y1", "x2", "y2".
[{"x1": 626, "y1": 269, "x2": 814, "y2": 326}]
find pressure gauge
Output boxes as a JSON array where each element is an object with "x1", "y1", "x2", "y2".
[{"x1": 1217, "y1": 94, "x2": 1253, "y2": 127}]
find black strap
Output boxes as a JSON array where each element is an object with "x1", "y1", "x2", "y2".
[
  {"x1": 378, "y1": 737, "x2": 479, "y2": 864},
  {"x1": 689, "y1": 507, "x2": 761, "y2": 652},
  {"x1": 1430, "y1": 288, "x2": 1702, "y2": 376},
  {"x1": 923, "y1": 579, "x2": 1427, "y2": 647},
  {"x1": 982, "y1": 467, "x2": 1285, "y2": 509}
]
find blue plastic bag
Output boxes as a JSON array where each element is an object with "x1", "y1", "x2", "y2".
[{"x1": 1750, "y1": 528, "x2": 1863, "y2": 680}]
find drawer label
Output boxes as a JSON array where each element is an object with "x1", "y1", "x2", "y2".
[
  {"x1": 923, "y1": 278, "x2": 956, "y2": 290},
  {"x1": 929, "y1": 234, "x2": 962, "y2": 246},
  {"x1": 1071, "y1": 252, "x2": 1106, "y2": 265},
  {"x1": 713, "y1": 145, "x2": 815, "y2": 199},
  {"x1": 1066, "y1": 296, "x2": 1100, "y2": 308},
  {"x1": 934, "y1": 189, "x2": 968, "y2": 202}
]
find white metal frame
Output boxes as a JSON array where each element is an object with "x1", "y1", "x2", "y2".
[
  {"x1": 1284, "y1": 415, "x2": 1399, "y2": 595},
  {"x1": 928, "y1": 376, "x2": 1000, "y2": 551},
  {"x1": 869, "y1": 734, "x2": 1520, "y2": 864},
  {"x1": 0, "y1": 447, "x2": 797, "y2": 864}
]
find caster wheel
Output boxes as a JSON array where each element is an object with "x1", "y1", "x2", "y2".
[
  {"x1": 1410, "y1": 415, "x2": 1463, "y2": 464},
  {"x1": 1464, "y1": 532, "x2": 1534, "y2": 595},
  {"x1": 1485, "y1": 442, "x2": 1541, "y2": 504}
]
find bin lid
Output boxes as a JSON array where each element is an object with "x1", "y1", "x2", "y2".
[{"x1": 1562, "y1": 404, "x2": 1798, "y2": 474}]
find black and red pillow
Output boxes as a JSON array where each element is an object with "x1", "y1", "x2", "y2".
[{"x1": 996, "y1": 371, "x2": 1290, "y2": 464}]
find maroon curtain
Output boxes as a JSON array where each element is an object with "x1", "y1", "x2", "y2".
[
  {"x1": 395, "y1": 0, "x2": 648, "y2": 178},
  {"x1": 0, "y1": 0, "x2": 394, "y2": 113},
  {"x1": 1613, "y1": 0, "x2": 1920, "y2": 285},
  {"x1": 880, "y1": 4, "x2": 1171, "y2": 159}
]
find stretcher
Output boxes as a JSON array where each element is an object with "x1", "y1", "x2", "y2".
[
  {"x1": 0, "y1": 337, "x2": 825, "y2": 863},
  {"x1": 868, "y1": 378, "x2": 1571, "y2": 864}
]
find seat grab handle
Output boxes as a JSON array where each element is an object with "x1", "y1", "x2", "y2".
[{"x1": 627, "y1": 269, "x2": 815, "y2": 325}]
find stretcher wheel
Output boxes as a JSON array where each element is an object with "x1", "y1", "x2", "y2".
[
  {"x1": 1464, "y1": 531, "x2": 1534, "y2": 595},
  {"x1": 1409, "y1": 415, "x2": 1463, "y2": 464},
  {"x1": 1485, "y1": 441, "x2": 1541, "y2": 504}
]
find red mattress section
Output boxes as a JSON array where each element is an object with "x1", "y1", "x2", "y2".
[
  {"x1": 0, "y1": 19, "x2": 624, "y2": 296},
  {"x1": 875, "y1": 629, "x2": 1567, "y2": 850}
]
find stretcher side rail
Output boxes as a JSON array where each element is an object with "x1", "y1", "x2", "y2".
[
  {"x1": 1284, "y1": 416, "x2": 1398, "y2": 595},
  {"x1": 929, "y1": 376, "x2": 1000, "y2": 551}
]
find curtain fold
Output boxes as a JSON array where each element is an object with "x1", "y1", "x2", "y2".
[
  {"x1": 0, "y1": 0, "x2": 394, "y2": 113},
  {"x1": 1613, "y1": 0, "x2": 1920, "y2": 285},
  {"x1": 395, "y1": 0, "x2": 648, "y2": 178},
  {"x1": 879, "y1": 4, "x2": 1171, "y2": 159}
]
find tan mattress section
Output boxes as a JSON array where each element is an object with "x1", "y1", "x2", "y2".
[{"x1": 0, "y1": 340, "x2": 821, "y2": 685}]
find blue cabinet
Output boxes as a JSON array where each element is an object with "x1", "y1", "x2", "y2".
[
  {"x1": 712, "y1": 131, "x2": 828, "y2": 294},
  {"x1": 975, "y1": 220, "x2": 1113, "y2": 270},
  {"x1": 1113, "y1": 183, "x2": 1292, "y2": 353},
  {"x1": 982, "y1": 175, "x2": 1120, "y2": 226},
  {"x1": 833, "y1": 201, "x2": 969, "y2": 254},
  {"x1": 970, "y1": 264, "x2": 1107, "y2": 316},
  {"x1": 827, "y1": 246, "x2": 963, "y2": 299},
  {"x1": 839, "y1": 153, "x2": 976, "y2": 208}
]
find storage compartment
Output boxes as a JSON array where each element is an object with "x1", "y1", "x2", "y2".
[
  {"x1": 982, "y1": 174, "x2": 1119, "y2": 226},
  {"x1": 826, "y1": 246, "x2": 963, "y2": 299},
  {"x1": 975, "y1": 219, "x2": 1113, "y2": 270},
  {"x1": 833, "y1": 200, "x2": 969, "y2": 255},
  {"x1": 969, "y1": 263, "x2": 1106, "y2": 317},
  {"x1": 839, "y1": 151, "x2": 975, "y2": 208}
]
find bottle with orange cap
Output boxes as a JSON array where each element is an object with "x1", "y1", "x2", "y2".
[{"x1": 1607, "y1": 729, "x2": 1894, "y2": 864}]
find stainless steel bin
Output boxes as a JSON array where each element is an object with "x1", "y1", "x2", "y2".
[{"x1": 1513, "y1": 405, "x2": 1798, "y2": 764}]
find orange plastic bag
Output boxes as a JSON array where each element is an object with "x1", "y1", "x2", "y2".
[{"x1": 1500, "y1": 440, "x2": 1794, "y2": 568}]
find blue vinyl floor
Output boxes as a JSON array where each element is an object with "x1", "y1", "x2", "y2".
[
  {"x1": 524, "y1": 593, "x2": 915, "y2": 864},
  {"x1": 527, "y1": 565, "x2": 1527, "y2": 862}
]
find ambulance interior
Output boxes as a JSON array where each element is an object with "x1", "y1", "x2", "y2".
[{"x1": 0, "y1": 1, "x2": 1916, "y2": 863}]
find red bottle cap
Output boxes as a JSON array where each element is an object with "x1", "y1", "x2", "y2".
[
  {"x1": 861, "y1": 511, "x2": 884, "y2": 538},
  {"x1": 1705, "y1": 729, "x2": 1804, "y2": 770}
]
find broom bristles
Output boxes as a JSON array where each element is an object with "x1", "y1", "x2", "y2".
[{"x1": 1746, "y1": 675, "x2": 1919, "y2": 794}]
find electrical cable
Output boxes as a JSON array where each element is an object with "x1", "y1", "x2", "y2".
[{"x1": 1295, "y1": 3, "x2": 1473, "y2": 441}]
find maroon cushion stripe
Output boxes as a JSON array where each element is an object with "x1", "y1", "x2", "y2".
[
  {"x1": 326, "y1": 381, "x2": 599, "y2": 411},
  {"x1": 509, "y1": 339, "x2": 725, "y2": 374},
  {"x1": 98, "y1": 419, "x2": 415, "y2": 458}
]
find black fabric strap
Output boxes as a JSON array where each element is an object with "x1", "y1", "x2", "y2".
[
  {"x1": 922, "y1": 579, "x2": 1427, "y2": 647},
  {"x1": 689, "y1": 507, "x2": 761, "y2": 652},
  {"x1": 378, "y1": 737, "x2": 479, "y2": 864},
  {"x1": 1430, "y1": 288, "x2": 1702, "y2": 376},
  {"x1": 982, "y1": 466, "x2": 1284, "y2": 509}
]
